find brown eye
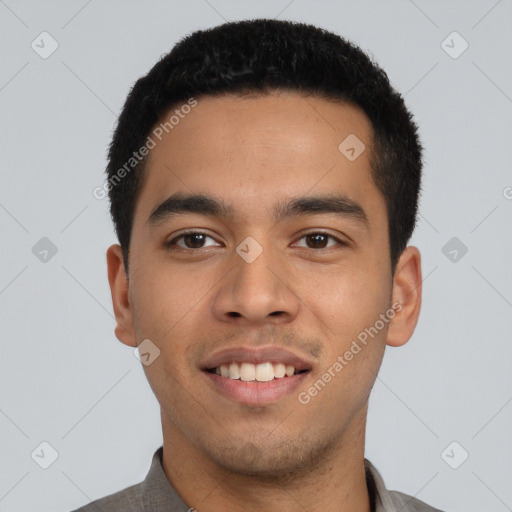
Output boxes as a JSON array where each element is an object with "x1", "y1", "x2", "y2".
[
  {"x1": 167, "y1": 231, "x2": 219, "y2": 250},
  {"x1": 305, "y1": 233, "x2": 329, "y2": 249},
  {"x1": 295, "y1": 232, "x2": 345, "y2": 250}
]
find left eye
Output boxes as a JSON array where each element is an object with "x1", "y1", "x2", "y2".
[
  {"x1": 293, "y1": 232, "x2": 345, "y2": 250},
  {"x1": 167, "y1": 232, "x2": 220, "y2": 250}
]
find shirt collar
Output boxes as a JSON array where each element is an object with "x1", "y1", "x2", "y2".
[{"x1": 365, "y1": 458, "x2": 400, "y2": 511}]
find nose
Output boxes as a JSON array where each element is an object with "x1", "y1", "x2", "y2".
[{"x1": 211, "y1": 239, "x2": 301, "y2": 326}]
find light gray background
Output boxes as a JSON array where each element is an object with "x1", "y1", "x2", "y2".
[{"x1": 1, "y1": 1, "x2": 511, "y2": 511}]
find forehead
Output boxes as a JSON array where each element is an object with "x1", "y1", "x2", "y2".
[{"x1": 133, "y1": 91, "x2": 384, "y2": 228}]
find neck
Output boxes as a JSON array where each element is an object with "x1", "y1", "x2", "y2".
[{"x1": 160, "y1": 407, "x2": 372, "y2": 512}]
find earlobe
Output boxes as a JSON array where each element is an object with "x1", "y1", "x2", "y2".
[
  {"x1": 386, "y1": 246, "x2": 422, "y2": 348},
  {"x1": 106, "y1": 244, "x2": 137, "y2": 347}
]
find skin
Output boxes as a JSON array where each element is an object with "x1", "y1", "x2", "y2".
[{"x1": 106, "y1": 91, "x2": 422, "y2": 512}]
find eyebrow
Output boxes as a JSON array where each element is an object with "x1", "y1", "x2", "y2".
[{"x1": 147, "y1": 192, "x2": 369, "y2": 228}]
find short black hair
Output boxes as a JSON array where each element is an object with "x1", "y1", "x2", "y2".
[{"x1": 105, "y1": 18, "x2": 422, "y2": 276}]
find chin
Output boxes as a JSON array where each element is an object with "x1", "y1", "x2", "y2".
[{"x1": 202, "y1": 431, "x2": 337, "y2": 482}]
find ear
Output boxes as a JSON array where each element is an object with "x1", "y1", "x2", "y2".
[
  {"x1": 106, "y1": 244, "x2": 137, "y2": 347},
  {"x1": 386, "y1": 246, "x2": 422, "y2": 348}
]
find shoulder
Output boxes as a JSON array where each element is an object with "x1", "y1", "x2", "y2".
[
  {"x1": 388, "y1": 490, "x2": 446, "y2": 512},
  {"x1": 69, "y1": 481, "x2": 144, "y2": 512},
  {"x1": 69, "y1": 446, "x2": 167, "y2": 512},
  {"x1": 364, "y1": 458, "x2": 446, "y2": 512}
]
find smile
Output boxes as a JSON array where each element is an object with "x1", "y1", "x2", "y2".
[{"x1": 207, "y1": 361, "x2": 308, "y2": 382}]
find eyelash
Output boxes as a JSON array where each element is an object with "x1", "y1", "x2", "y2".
[{"x1": 166, "y1": 230, "x2": 347, "y2": 251}]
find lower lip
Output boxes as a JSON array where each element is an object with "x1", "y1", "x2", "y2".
[{"x1": 202, "y1": 371, "x2": 310, "y2": 405}]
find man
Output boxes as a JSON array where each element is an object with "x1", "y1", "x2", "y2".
[{"x1": 75, "y1": 18, "x2": 444, "y2": 512}]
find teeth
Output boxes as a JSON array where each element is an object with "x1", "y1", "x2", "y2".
[
  {"x1": 274, "y1": 363, "x2": 286, "y2": 378},
  {"x1": 240, "y1": 362, "x2": 255, "y2": 381},
  {"x1": 215, "y1": 362, "x2": 300, "y2": 381},
  {"x1": 255, "y1": 362, "x2": 274, "y2": 382},
  {"x1": 229, "y1": 362, "x2": 240, "y2": 379}
]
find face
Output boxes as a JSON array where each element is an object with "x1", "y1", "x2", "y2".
[{"x1": 107, "y1": 91, "x2": 421, "y2": 479}]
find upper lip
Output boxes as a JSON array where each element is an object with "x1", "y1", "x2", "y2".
[{"x1": 200, "y1": 346, "x2": 315, "y2": 372}]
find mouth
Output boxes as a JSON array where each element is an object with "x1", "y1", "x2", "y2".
[
  {"x1": 205, "y1": 362, "x2": 310, "y2": 382},
  {"x1": 200, "y1": 346, "x2": 314, "y2": 405}
]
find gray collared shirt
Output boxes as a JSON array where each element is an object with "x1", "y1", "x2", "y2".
[{"x1": 71, "y1": 446, "x2": 444, "y2": 512}]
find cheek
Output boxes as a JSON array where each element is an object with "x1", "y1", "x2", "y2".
[
  {"x1": 298, "y1": 269, "x2": 389, "y2": 418},
  {"x1": 129, "y1": 259, "x2": 217, "y2": 387},
  {"x1": 304, "y1": 262, "x2": 391, "y2": 341},
  {"x1": 130, "y1": 257, "x2": 211, "y2": 339}
]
